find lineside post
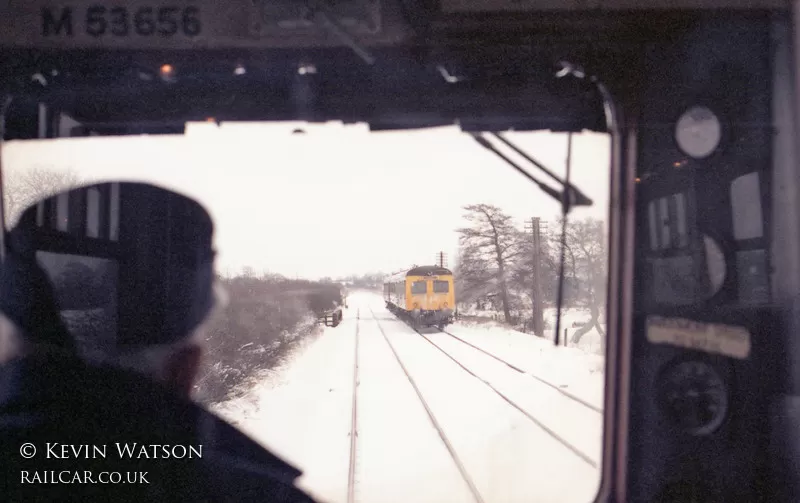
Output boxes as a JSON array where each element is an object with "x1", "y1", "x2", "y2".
[
  {"x1": 526, "y1": 217, "x2": 544, "y2": 337},
  {"x1": 436, "y1": 251, "x2": 447, "y2": 268}
]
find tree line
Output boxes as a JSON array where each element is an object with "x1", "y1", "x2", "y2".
[
  {"x1": 454, "y1": 203, "x2": 607, "y2": 345},
  {"x1": 335, "y1": 273, "x2": 385, "y2": 290},
  {"x1": 3, "y1": 166, "x2": 81, "y2": 225},
  {"x1": 195, "y1": 273, "x2": 342, "y2": 404}
]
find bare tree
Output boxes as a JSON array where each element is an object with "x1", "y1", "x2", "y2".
[
  {"x1": 544, "y1": 221, "x2": 579, "y2": 306},
  {"x1": 555, "y1": 217, "x2": 608, "y2": 346},
  {"x1": 456, "y1": 204, "x2": 524, "y2": 324},
  {"x1": 510, "y1": 228, "x2": 560, "y2": 318},
  {"x1": 4, "y1": 167, "x2": 81, "y2": 225},
  {"x1": 453, "y1": 241, "x2": 493, "y2": 307}
]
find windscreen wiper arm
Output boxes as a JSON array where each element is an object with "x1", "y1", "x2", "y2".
[
  {"x1": 470, "y1": 133, "x2": 592, "y2": 207},
  {"x1": 306, "y1": 1, "x2": 376, "y2": 65},
  {"x1": 490, "y1": 132, "x2": 592, "y2": 206}
]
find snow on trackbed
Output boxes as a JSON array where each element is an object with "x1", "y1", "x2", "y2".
[{"x1": 213, "y1": 291, "x2": 604, "y2": 503}]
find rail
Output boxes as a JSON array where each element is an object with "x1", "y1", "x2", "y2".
[
  {"x1": 384, "y1": 309, "x2": 600, "y2": 467},
  {"x1": 369, "y1": 307, "x2": 487, "y2": 503},
  {"x1": 441, "y1": 329, "x2": 602, "y2": 414},
  {"x1": 347, "y1": 309, "x2": 360, "y2": 503},
  {"x1": 417, "y1": 329, "x2": 598, "y2": 468}
]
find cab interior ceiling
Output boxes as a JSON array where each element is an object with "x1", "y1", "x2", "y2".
[
  {"x1": 2, "y1": 50, "x2": 604, "y2": 134},
  {"x1": 0, "y1": 6, "x2": 701, "y2": 136}
]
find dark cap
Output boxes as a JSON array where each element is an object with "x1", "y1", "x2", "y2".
[{"x1": 4, "y1": 181, "x2": 218, "y2": 351}]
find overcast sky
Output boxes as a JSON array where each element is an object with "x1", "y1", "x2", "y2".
[{"x1": 3, "y1": 123, "x2": 609, "y2": 279}]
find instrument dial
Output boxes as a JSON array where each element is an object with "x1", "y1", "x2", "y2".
[
  {"x1": 675, "y1": 106, "x2": 722, "y2": 159},
  {"x1": 657, "y1": 359, "x2": 728, "y2": 436}
]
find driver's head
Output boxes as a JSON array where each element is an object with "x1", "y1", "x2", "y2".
[
  {"x1": 112, "y1": 280, "x2": 227, "y2": 397},
  {"x1": 0, "y1": 181, "x2": 226, "y2": 397}
]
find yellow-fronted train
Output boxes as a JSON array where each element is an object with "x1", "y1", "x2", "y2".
[{"x1": 383, "y1": 265, "x2": 455, "y2": 329}]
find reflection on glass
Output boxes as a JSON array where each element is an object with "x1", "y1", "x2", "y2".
[
  {"x1": 651, "y1": 236, "x2": 727, "y2": 305},
  {"x1": 704, "y1": 235, "x2": 726, "y2": 296},
  {"x1": 652, "y1": 255, "x2": 696, "y2": 305},
  {"x1": 648, "y1": 202, "x2": 659, "y2": 250},
  {"x1": 737, "y1": 249, "x2": 769, "y2": 304},
  {"x1": 731, "y1": 172, "x2": 764, "y2": 241},
  {"x1": 56, "y1": 192, "x2": 69, "y2": 232},
  {"x1": 35, "y1": 251, "x2": 118, "y2": 360},
  {"x1": 659, "y1": 197, "x2": 670, "y2": 248},
  {"x1": 109, "y1": 182, "x2": 120, "y2": 242},
  {"x1": 648, "y1": 192, "x2": 689, "y2": 251},
  {"x1": 675, "y1": 193, "x2": 688, "y2": 248},
  {"x1": 86, "y1": 187, "x2": 101, "y2": 238}
]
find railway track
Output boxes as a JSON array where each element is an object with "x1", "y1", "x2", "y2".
[
  {"x1": 348, "y1": 304, "x2": 601, "y2": 503},
  {"x1": 347, "y1": 310, "x2": 360, "y2": 503},
  {"x1": 415, "y1": 329, "x2": 598, "y2": 468},
  {"x1": 392, "y1": 313, "x2": 601, "y2": 469},
  {"x1": 441, "y1": 329, "x2": 602, "y2": 415},
  {"x1": 368, "y1": 307, "x2": 487, "y2": 503}
]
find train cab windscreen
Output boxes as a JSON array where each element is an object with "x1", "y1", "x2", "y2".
[{"x1": 2, "y1": 119, "x2": 611, "y2": 503}]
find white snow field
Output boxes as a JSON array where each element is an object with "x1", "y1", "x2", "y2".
[{"x1": 213, "y1": 291, "x2": 605, "y2": 503}]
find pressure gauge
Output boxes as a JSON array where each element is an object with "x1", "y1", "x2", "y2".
[
  {"x1": 657, "y1": 359, "x2": 728, "y2": 436},
  {"x1": 675, "y1": 106, "x2": 722, "y2": 159}
]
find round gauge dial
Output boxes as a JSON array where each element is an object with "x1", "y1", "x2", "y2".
[
  {"x1": 657, "y1": 360, "x2": 728, "y2": 436},
  {"x1": 675, "y1": 106, "x2": 722, "y2": 159}
]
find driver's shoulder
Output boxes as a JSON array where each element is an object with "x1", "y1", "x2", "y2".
[{"x1": 0, "y1": 354, "x2": 315, "y2": 502}]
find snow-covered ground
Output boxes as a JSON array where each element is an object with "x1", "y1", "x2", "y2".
[
  {"x1": 446, "y1": 321, "x2": 604, "y2": 412},
  {"x1": 213, "y1": 291, "x2": 605, "y2": 503},
  {"x1": 458, "y1": 306, "x2": 606, "y2": 356}
]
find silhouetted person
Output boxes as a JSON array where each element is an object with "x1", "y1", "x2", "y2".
[{"x1": 0, "y1": 182, "x2": 316, "y2": 502}]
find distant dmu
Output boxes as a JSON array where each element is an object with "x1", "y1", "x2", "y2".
[{"x1": 383, "y1": 266, "x2": 455, "y2": 329}]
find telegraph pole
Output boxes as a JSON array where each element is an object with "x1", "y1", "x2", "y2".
[
  {"x1": 525, "y1": 217, "x2": 544, "y2": 336},
  {"x1": 436, "y1": 251, "x2": 447, "y2": 268}
]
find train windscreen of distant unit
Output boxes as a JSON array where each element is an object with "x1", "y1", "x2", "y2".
[{"x1": 411, "y1": 281, "x2": 427, "y2": 294}]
